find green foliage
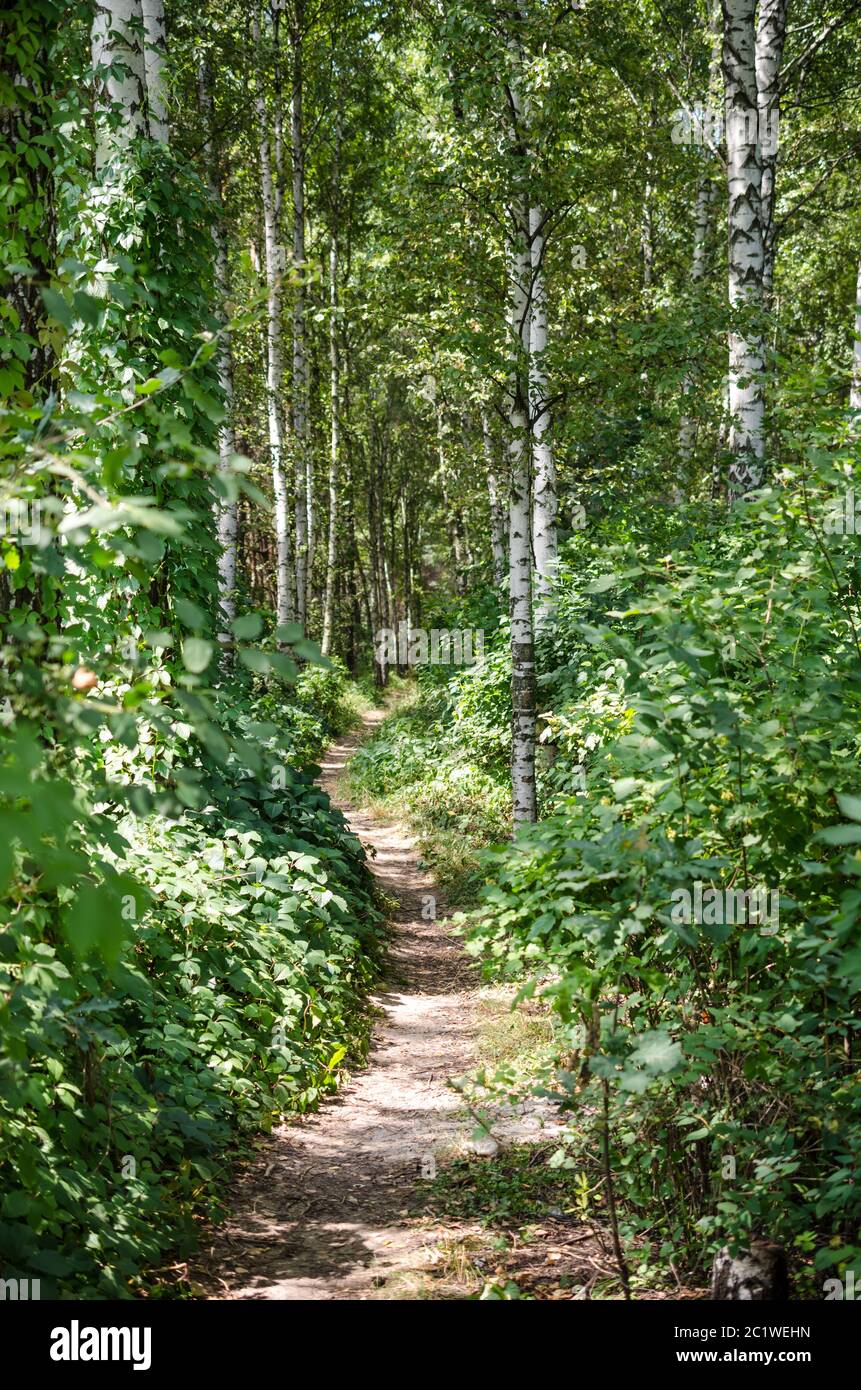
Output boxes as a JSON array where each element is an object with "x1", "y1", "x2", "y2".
[{"x1": 462, "y1": 433, "x2": 861, "y2": 1292}]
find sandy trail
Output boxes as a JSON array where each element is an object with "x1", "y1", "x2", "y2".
[{"x1": 190, "y1": 707, "x2": 483, "y2": 1300}]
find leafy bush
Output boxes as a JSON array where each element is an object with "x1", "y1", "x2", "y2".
[{"x1": 464, "y1": 438, "x2": 861, "y2": 1293}]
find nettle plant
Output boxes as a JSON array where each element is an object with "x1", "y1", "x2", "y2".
[{"x1": 466, "y1": 449, "x2": 861, "y2": 1292}]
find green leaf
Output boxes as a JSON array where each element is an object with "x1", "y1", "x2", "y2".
[
  {"x1": 174, "y1": 598, "x2": 207, "y2": 629},
  {"x1": 816, "y1": 824, "x2": 861, "y2": 845},
  {"x1": 231, "y1": 613, "x2": 263, "y2": 640},
  {"x1": 40, "y1": 287, "x2": 72, "y2": 328},
  {"x1": 62, "y1": 883, "x2": 128, "y2": 964},
  {"x1": 182, "y1": 638, "x2": 213, "y2": 674}
]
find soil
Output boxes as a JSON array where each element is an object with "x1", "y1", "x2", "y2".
[{"x1": 189, "y1": 708, "x2": 492, "y2": 1299}]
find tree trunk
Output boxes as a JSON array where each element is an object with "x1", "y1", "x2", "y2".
[
  {"x1": 712, "y1": 1241, "x2": 788, "y2": 1301},
  {"x1": 756, "y1": 0, "x2": 787, "y2": 307},
  {"x1": 508, "y1": 197, "x2": 537, "y2": 827},
  {"x1": 321, "y1": 230, "x2": 339, "y2": 655},
  {"x1": 852, "y1": 255, "x2": 861, "y2": 410},
  {"x1": 678, "y1": 171, "x2": 717, "y2": 464},
  {"x1": 436, "y1": 403, "x2": 467, "y2": 595},
  {"x1": 91, "y1": 0, "x2": 148, "y2": 164},
  {"x1": 529, "y1": 204, "x2": 556, "y2": 621},
  {"x1": 722, "y1": 0, "x2": 766, "y2": 497},
  {"x1": 289, "y1": 3, "x2": 310, "y2": 631},
  {"x1": 506, "y1": 28, "x2": 537, "y2": 828},
  {"x1": 199, "y1": 57, "x2": 237, "y2": 642},
  {"x1": 254, "y1": 6, "x2": 294, "y2": 627},
  {"x1": 141, "y1": 0, "x2": 168, "y2": 141},
  {"x1": 482, "y1": 408, "x2": 508, "y2": 588}
]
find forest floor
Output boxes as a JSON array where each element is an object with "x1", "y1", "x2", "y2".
[{"x1": 187, "y1": 708, "x2": 643, "y2": 1300}]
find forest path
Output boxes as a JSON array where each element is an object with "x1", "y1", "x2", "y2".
[{"x1": 190, "y1": 704, "x2": 484, "y2": 1300}]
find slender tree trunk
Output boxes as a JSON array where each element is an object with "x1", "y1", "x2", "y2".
[
  {"x1": 851, "y1": 255, "x2": 861, "y2": 410},
  {"x1": 679, "y1": 172, "x2": 717, "y2": 464},
  {"x1": 482, "y1": 407, "x2": 507, "y2": 587},
  {"x1": 680, "y1": 0, "x2": 722, "y2": 468},
  {"x1": 289, "y1": 3, "x2": 310, "y2": 630},
  {"x1": 506, "y1": 27, "x2": 537, "y2": 827},
  {"x1": 436, "y1": 403, "x2": 467, "y2": 594},
  {"x1": 141, "y1": 0, "x2": 168, "y2": 140},
  {"x1": 529, "y1": 204, "x2": 556, "y2": 621},
  {"x1": 254, "y1": 7, "x2": 294, "y2": 627},
  {"x1": 321, "y1": 229, "x2": 339, "y2": 654},
  {"x1": 508, "y1": 198, "x2": 537, "y2": 827},
  {"x1": 722, "y1": 0, "x2": 766, "y2": 497},
  {"x1": 199, "y1": 57, "x2": 237, "y2": 641},
  {"x1": 756, "y1": 0, "x2": 787, "y2": 308}
]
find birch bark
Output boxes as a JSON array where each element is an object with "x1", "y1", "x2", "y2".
[
  {"x1": 482, "y1": 407, "x2": 508, "y2": 588},
  {"x1": 506, "y1": 35, "x2": 537, "y2": 827},
  {"x1": 254, "y1": 7, "x2": 294, "y2": 626},
  {"x1": 722, "y1": 0, "x2": 766, "y2": 496},
  {"x1": 289, "y1": 2, "x2": 310, "y2": 630},
  {"x1": 529, "y1": 205, "x2": 557, "y2": 621},
  {"x1": 321, "y1": 229, "x2": 339, "y2": 654},
  {"x1": 141, "y1": 0, "x2": 168, "y2": 141},
  {"x1": 755, "y1": 0, "x2": 787, "y2": 306},
  {"x1": 199, "y1": 57, "x2": 237, "y2": 639},
  {"x1": 851, "y1": 256, "x2": 861, "y2": 410},
  {"x1": 91, "y1": 0, "x2": 147, "y2": 164}
]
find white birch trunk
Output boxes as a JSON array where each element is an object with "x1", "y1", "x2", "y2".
[
  {"x1": 289, "y1": 5, "x2": 309, "y2": 631},
  {"x1": 851, "y1": 255, "x2": 861, "y2": 410},
  {"x1": 506, "y1": 28, "x2": 537, "y2": 827},
  {"x1": 141, "y1": 0, "x2": 168, "y2": 141},
  {"x1": 680, "y1": 1, "x2": 722, "y2": 468},
  {"x1": 91, "y1": 0, "x2": 147, "y2": 164},
  {"x1": 755, "y1": 0, "x2": 787, "y2": 305},
  {"x1": 529, "y1": 205, "x2": 557, "y2": 622},
  {"x1": 321, "y1": 231, "x2": 339, "y2": 655},
  {"x1": 199, "y1": 58, "x2": 237, "y2": 640},
  {"x1": 482, "y1": 408, "x2": 508, "y2": 588},
  {"x1": 508, "y1": 202, "x2": 536, "y2": 827},
  {"x1": 254, "y1": 8, "x2": 294, "y2": 627},
  {"x1": 678, "y1": 173, "x2": 717, "y2": 464},
  {"x1": 723, "y1": 0, "x2": 766, "y2": 497}
]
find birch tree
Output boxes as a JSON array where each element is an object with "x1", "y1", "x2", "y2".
[
  {"x1": 529, "y1": 204, "x2": 557, "y2": 621},
  {"x1": 506, "y1": 41, "x2": 537, "y2": 827},
  {"x1": 288, "y1": 0, "x2": 310, "y2": 631},
  {"x1": 91, "y1": 0, "x2": 148, "y2": 163},
  {"x1": 679, "y1": 0, "x2": 722, "y2": 466},
  {"x1": 254, "y1": 7, "x2": 294, "y2": 627},
  {"x1": 199, "y1": 56, "x2": 237, "y2": 638},
  {"x1": 482, "y1": 406, "x2": 508, "y2": 588},
  {"x1": 852, "y1": 256, "x2": 861, "y2": 411},
  {"x1": 755, "y1": 0, "x2": 787, "y2": 305},
  {"x1": 722, "y1": 0, "x2": 766, "y2": 496},
  {"x1": 141, "y1": 0, "x2": 169, "y2": 141},
  {"x1": 321, "y1": 218, "x2": 340, "y2": 653}
]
